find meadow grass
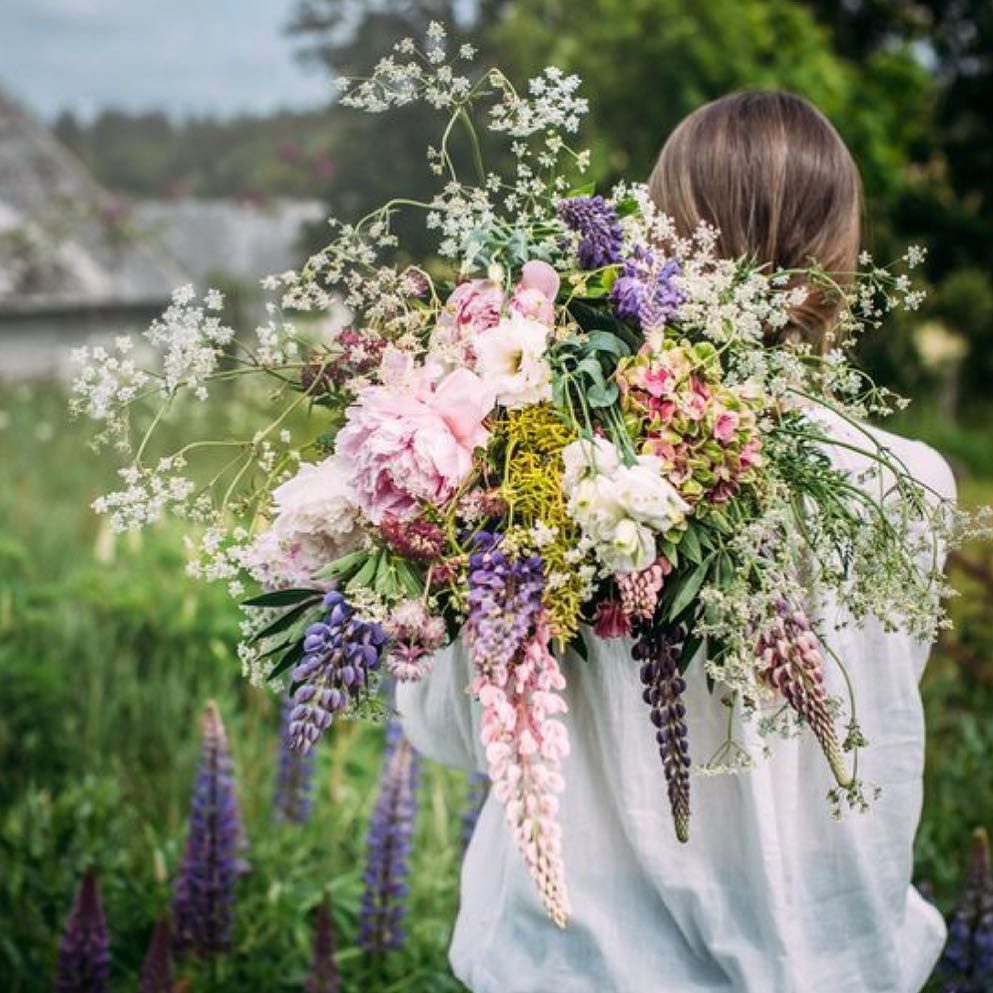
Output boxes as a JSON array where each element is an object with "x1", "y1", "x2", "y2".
[{"x1": 0, "y1": 382, "x2": 990, "y2": 991}]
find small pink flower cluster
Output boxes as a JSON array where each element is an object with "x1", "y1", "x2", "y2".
[
  {"x1": 430, "y1": 260, "x2": 559, "y2": 367},
  {"x1": 474, "y1": 614, "x2": 571, "y2": 927},
  {"x1": 384, "y1": 600, "x2": 446, "y2": 681},
  {"x1": 618, "y1": 338, "x2": 764, "y2": 505},
  {"x1": 616, "y1": 557, "x2": 672, "y2": 621}
]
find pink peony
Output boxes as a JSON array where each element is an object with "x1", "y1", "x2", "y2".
[{"x1": 335, "y1": 359, "x2": 494, "y2": 523}]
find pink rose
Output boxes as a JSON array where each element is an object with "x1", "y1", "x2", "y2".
[
  {"x1": 335, "y1": 365, "x2": 494, "y2": 523},
  {"x1": 713, "y1": 408, "x2": 740, "y2": 444}
]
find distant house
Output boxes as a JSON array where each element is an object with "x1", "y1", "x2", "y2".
[
  {"x1": 0, "y1": 89, "x2": 187, "y2": 378},
  {"x1": 0, "y1": 90, "x2": 328, "y2": 379}
]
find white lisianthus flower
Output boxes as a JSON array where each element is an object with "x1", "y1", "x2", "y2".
[
  {"x1": 243, "y1": 456, "x2": 361, "y2": 588},
  {"x1": 570, "y1": 475, "x2": 625, "y2": 535},
  {"x1": 612, "y1": 458, "x2": 690, "y2": 532},
  {"x1": 474, "y1": 311, "x2": 552, "y2": 408},
  {"x1": 604, "y1": 518, "x2": 657, "y2": 573}
]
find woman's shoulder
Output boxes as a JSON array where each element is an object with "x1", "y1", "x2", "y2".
[{"x1": 806, "y1": 406, "x2": 957, "y2": 505}]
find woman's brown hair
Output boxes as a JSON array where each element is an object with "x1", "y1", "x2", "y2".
[{"x1": 649, "y1": 91, "x2": 862, "y2": 348}]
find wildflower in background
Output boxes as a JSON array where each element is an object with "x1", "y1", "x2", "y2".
[
  {"x1": 138, "y1": 916, "x2": 174, "y2": 993},
  {"x1": 289, "y1": 591, "x2": 388, "y2": 753},
  {"x1": 941, "y1": 827, "x2": 993, "y2": 992},
  {"x1": 273, "y1": 698, "x2": 315, "y2": 824},
  {"x1": 55, "y1": 870, "x2": 111, "y2": 993},
  {"x1": 632, "y1": 623, "x2": 691, "y2": 842},
  {"x1": 557, "y1": 195, "x2": 623, "y2": 269},
  {"x1": 359, "y1": 720, "x2": 420, "y2": 952},
  {"x1": 460, "y1": 771, "x2": 490, "y2": 853},
  {"x1": 384, "y1": 599, "x2": 446, "y2": 682},
  {"x1": 304, "y1": 899, "x2": 341, "y2": 993},
  {"x1": 172, "y1": 700, "x2": 243, "y2": 960},
  {"x1": 756, "y1": 600, "x2": 850, "y2": 787}
]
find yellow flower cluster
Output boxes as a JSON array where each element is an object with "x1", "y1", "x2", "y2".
[{"x1": 497, "y1": 405, "x2": 585, "y2": 643}]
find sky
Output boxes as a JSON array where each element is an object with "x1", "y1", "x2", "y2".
[{"x1": 0, "y1": 0, "x2": 332, "y2": 121}]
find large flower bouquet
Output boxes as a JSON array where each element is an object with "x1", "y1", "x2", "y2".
[{"x1": 72, "y1": 25, "x2": 984, "y2": 927}]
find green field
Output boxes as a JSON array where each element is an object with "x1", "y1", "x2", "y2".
[{"x1": 0, "y1": 383, "x2": 990, "y2": 991}]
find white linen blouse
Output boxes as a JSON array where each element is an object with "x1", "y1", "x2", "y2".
[{"x1": 396, "y1": 411, "x2": 956, "y2": 993}]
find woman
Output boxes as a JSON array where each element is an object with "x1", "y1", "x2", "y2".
[{"x1": 397, "y1": 91, "x2": 954, "y2": 993}]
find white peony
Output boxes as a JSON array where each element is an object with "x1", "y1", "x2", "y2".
[
  {"x1": 473, "y1": 311, "x2": 552, "y2": 409},
  {"x1": 243, "y1": 457, "x2": 361, "y2": 588}
]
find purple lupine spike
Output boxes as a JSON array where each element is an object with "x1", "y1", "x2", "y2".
[
  {"x1": 304, "y1": 898, "x2": 341, "y2": 993},
  {"x1": 172, "y1": 700, "x2": 243, "y2": 960},
  {"x1": 460, "y1": 772, "x2": 489, "y2": 854},
  {"x1": 56, "y1": 870, "x2": 111, "y2": 993},
  {"x1": 289, "y1": 590, "x2": 388, "y2": 754},
  {"x1": 609, "y1": 247, "x2": 685, "y2": 330},
  {"x1": 465, "y1": 532, "x2": 544, "y2": 678},
  {"x1": 632, "y1": 623, "x2": 691, "y2": 842},
  {"x1": 557, "y1": 195, "x2": 624, "y2": 269},
  {"x1": 138, "y1": 916, "x2": 173, "y2": 993},
  {"x1": 756, "y1": 599, "x2": 851, "y2": 787},
  {"x1": 273, "y1": 697, "x2": 315, "y2": 824},
  {"x1": 941, "y1": 828, "x2": 993, "y2": 988},
  {"x1": 359, "y1": 720, "x2": 420, "y2": 953}
]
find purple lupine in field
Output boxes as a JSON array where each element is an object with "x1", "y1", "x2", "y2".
[
  {"x1": 55, "y1": 870, "x2": 111, "y2": 993},
  {"x1": 557, "y1": 195, "x2": 624, "y2": 269},
  {"x1": 941, "y1": 827, "x2": 993, "y2": 992},
  {"x1": 756, "y1": 598, "x2": 850, "y2": 787},
  {"x1": 632, "y1": 622, "x2": 691, "y2": 842},
  {"x1": 359, "y1": 720, "x2": 420, "y2": 953},
  {"x1": 304, "y1": 898, "x2": 341, "y2": 993},
  {"x1": 289, "y1": 590, "x2": 388, "y2": 754},
  {"x1": 273, "y1": 697, "x2": 315, "y2": 824},
  {"x1": 172, "y1": 700, "x2": 243, "y2": 960},
  {"x1": 460, "y1": 772, "x2": 489, "y2": 854},
  {"x1": 465, "y1": 532, "x2": 544, "y2": 677},
  {"x1": 138, "y1": 916, "x2": 173, "y2": 993}
]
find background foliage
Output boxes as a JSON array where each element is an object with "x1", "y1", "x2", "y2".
[{"x1": 3, "y1": 1, "x2": 992, "y2": 990}]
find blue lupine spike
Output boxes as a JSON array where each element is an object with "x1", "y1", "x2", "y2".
[
  {"x1": 273, "y1": 697, "x2": 315, "y2": 824},
  {"x1": 56, "y1": 870, "x2": 111, "y2": 993}
]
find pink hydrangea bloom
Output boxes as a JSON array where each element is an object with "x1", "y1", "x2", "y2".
[{"x1": 335, "y1": 355, "x2": 493, "y2": 523}]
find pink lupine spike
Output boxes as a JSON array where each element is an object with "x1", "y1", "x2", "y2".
[{"x1": 757, "y1": 600, "x2": 852, "y2": 787}]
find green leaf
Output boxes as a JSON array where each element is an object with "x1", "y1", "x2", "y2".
[
  {"x1": 679, "y1": 527, "x2": 703, "y2": 565},
  {"x1": 586, "y1": 382, "x2": 619, "y2": 408},
  {"x1": 251, "y1": 600, "x2": 322, "y2": 643},
  {"x1": 566, "y1": 181, "x2": 596, "y2": 198},
  {"x1": 586, "y1": 330, "x2": 631, "y2": 357},
  {"x1": 666, "y1": 555, "x2": 715, "y2": 622},
  {"x1": 242, "y1": 587, "x2": 322, "y2": 608},
  {"x1": 679, "y1": 633, "x2": 703, "y2": 674},
  {"x1": 314, "y1": 549, "x2": 367, "y2": 580},
  {"x1": 614, "y1": 197, "x2": 641, "y2": 218},
  {"x1": 266, "y1": 641, "x2": 304, "y2": 682}
]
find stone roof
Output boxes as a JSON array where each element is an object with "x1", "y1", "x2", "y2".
[{"x1": 0, "y1": 90, "x2": 187, "y2": 311}]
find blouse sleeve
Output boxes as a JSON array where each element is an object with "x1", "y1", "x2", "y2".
[{"x1": 394, "y1": 640, "x2": 486, "y2": 773}]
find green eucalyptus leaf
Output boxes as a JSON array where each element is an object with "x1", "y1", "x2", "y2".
[{"x1": 242, "y1": 587, "x2": 322, "y2": 608}]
